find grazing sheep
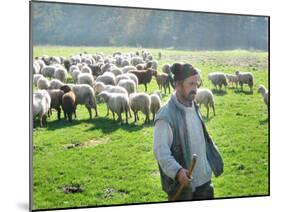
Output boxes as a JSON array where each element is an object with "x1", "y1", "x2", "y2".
[
  {"x1": 33, "y1": 90, "x2": 51, "y2": 127},
  {"x1": 116, "y1": 74, "x2": 130, "y2": 84},
  {"x1": 69, "y1": 65, "x2": 80, "y2": 74},
  {"x1": 81, "y1": 65, "x2": 92, "y2": 74},
  {"x1": 88, "y1": 64, "x2": 102, "y2": 77},
  {"x1": 71, "y1": 69, "x2": 81, "y2": 84},
  {"x1": 42, "y1": 65, "x2": 56, "y2": 78},
  {"x1": 195, "y1": 88, "x2": 215, "y2": 118},
  {"x1": 101, "y1": 63, "x2": 112, "y2": 73},
  {"x1": 47, "y1": 89, "x2": 64, "y2": 120},
  {"x1": 121, "y1": 59, "x2": 130, "y2": 67},
  {"x1": 235, "y1": 70, "x2": 254, "y2": 92},
  {"x1": 136, "y1": 63, "x2": 146, "y2": 70},
  {"x1": 226, "y1": 74, "x2": 239, "y2": 88},
  {"x1": 208, "y1": 72, "x2": 228, "y2": 90},
  {"x1": 122, "y1": 65, "x2": 137, "y2": 73},
  {"x1": 60, "y1": 85, "x2": 77, "y2": 122},
  {"x1": 257, "y1": 85, "x2": 268, "y2": 107},
  {"x1": 63, "y1": 59, "x2": 71, "y2": 71},
  {"x1": 98, "y1": 91, "x2": 130, "y2": 124},
  {"x1": 33, "y1": 62, "x2": 40, "y2": 74},
  {"x1": 54, "y1": 67, "x2": 68, "y2": 83},
  {"x1": 49, "y1": 79, "x2": 64, "y2": 90},
  {"x1": 131, "y1": 56, "x2": 144, "y2": 66},
  {"x1": 150, "y1": 60, "x2": 158, "y2": 71},
  {"x1": 124, "y1": 73, "x2": 138, "y2": 87},
  {"x1": 129, "y1": 92, "x2": 151, "y2": 124},
  {"x1": 117, "y1": 79, "x2": 136, "y2": 95},
  {"x1": 71, "y1": 84, "x2": 98, "y2": 119},
  {"x1": 154, "y1": 72, "x2": 170, "y2": 94},
  {"x1": 96, "y1": 72, "x2": 116, "y2": 85},
  {"x1": 33, "y1": 74, "x2": 43, "y2": 87},
  {"x1": 94, "y1": 82, "x2": 127, "y2": 95},
  {"x1": 129, "y1": 68, "x2": 155, "y2": 92},
  {"x1": 77, "y1": 73, "x2": 95, "y2": 86},
  {"x1": 150, "y1": 93, "x2": 161, "y2": 121},
  {"x1": 37, "y1": 77, "x2": 50, "y2": 90},
  {"x1": 109, "y1": 67, "x2": 123, "y2": 76}
]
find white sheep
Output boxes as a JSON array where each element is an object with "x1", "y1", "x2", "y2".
[
  {"x1": 42, "y1": 65, "x2": 56, "y2": 78},
  {"x1": 226, "y1": 74, "x2": 239, "y2": 88},
  {"x1": 96, "y1": 72, "x2": 116, "y2": 85},
  {"x1": 257, "y1": 85, "x2": 268, "y2": 107},
  {"x1": 122, "y1": 65, "x2": 137, "y2": 73},
  {"x1": 129, "y1": 92, "x2": 151, "y2": 124},
  {"x1": 33, "y1": 74, "x2": 43, "y2": 87},
  {"x1": 69, "y1": 65, "x2": 79, "y2": 74},
  {"x1": 208, "y1": 72, "x2": 228, "y2": 90},
  {"x1": 81, "y1": 65, "x2": 92, "y2": 74},
  {"x1": 37, "y1": 77, "x2": 50, "y2": 90},
  {"x1": 235, "y1": 70, "x2": 254, "y2": 93},
  {"x1": 33, "y1": 61, "x2": 40, "y2": 74},
  {"x1": 70, "y1": 84, "x2": 98, "y2": 119},
  {"x1": 77, "y1": 73, "x2": 94, "y2": 86},
  {"x1": 124, "y1": 73, "x2": 138, "y2": 87},
  {"x1": 49, "y1": 79, "x2": 64, "y2": 90},
  {"x1": 117, "y1": 79, "x2": 136, "y2": 95},
  {"x1": 131, "y1": 56, "x2": 144, "y2": 66},
  {"x1": 33, "y1": 90, "x2": 51, "y2": 127},
  {"x1": 98, "y1": 91, "x2": 130, "y2": 124},
  {"x1": 54, "y1": 67, "x2": 68, "y2": 83},
  {"x1": 116, "y1": 74, "x2": 130, "y2": 84},
  {"x1": 71, "y1": 69, "x2": 81, "y2": 84},
  {"x1": 109, "y1": 67, "x2": 123, "y2": 76},
  {"x1": 195, "y1": 88, "x2": 215, "y2": 118},
  {"x1": 150, "y1": 93, "x2": 161, "y2": 121}
]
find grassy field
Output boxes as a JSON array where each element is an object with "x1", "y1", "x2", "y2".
[{"x1": 32, "y1": 46, "x2": 269, "y2": 210}]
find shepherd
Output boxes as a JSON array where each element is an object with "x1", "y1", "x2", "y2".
[{"x1": 153, "y1": 62, "x2": 224, "y2": 201}]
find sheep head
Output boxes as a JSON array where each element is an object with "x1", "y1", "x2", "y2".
[
  {"x1": 60, "y1": 85, "x2": 72, "y2": 93},
  {"x1": 98, "y1": 91, "x2": 109, "y2": 103},
  {"x1": 257, "y1": 85, "x2": 266, "y2": 94}
]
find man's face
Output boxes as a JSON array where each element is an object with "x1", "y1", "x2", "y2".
[{"x1": 176, "y1": 74, "x2": 199, "y2": 102}]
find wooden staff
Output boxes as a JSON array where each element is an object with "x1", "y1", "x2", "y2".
[{"x1": 170, "y1": 154, "x2": 197, "y2": 201}]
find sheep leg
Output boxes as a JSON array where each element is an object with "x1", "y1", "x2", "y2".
[
  {"x1": 145, "y1": 84, "x2": 147, "y2": 92},
  {"x1": 125, "y1": 110, "x2": 128, "y2": 124},
  {"x1": 106, "y1": 104, "x2": 109, "y2": 117},
  {"x1": 206, "y1": 106, "x2": 209, "y2": 118},
  {"x1": 74, "y1": 104, "x2": 77, "y2": 118},
  {"x1": 136, "y1": 111, "x2": 140, "y2": 121},
  {"x1": 86, "y1": 106, "x2": 92, "y2": 119},
  {"x1": 94, "y1": 106, "x2": 98, "y2": 117},
  {"x1": 168, "y1": 84, "x2": 171, "y2": 94},
  {"x1": 133, "y1": 111, "x2": 137, "y2": 123},
  {"x1": 212, "y1": 103, "x2": 216, "y2": 116},
  {"x1": 57, "y1": 107, "x2": 61, "y2": 120}
]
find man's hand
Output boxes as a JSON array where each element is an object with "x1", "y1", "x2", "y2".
[{"x1": 176, "y1": 168, "x2": 192, "y2": 187}]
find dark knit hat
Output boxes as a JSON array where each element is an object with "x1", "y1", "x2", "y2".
[{"x1": 171, "y1": 63, "x2": 198, "y2": 81}]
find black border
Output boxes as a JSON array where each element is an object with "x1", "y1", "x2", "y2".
[{"x1": 29, "y1": 0, "x2": 270, "y2": 211}]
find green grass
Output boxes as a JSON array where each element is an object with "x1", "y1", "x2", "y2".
[{"x1": 32, "y1": 46, "x2": 269, "y2": 210}]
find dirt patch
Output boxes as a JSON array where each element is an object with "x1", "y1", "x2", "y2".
[
  {"x1": 63, "y1": 185, "x2": 84, "y2": 194},
  {"x1": 82, "y1": 139, "x2": 109, "y2": 147},
  {"x1": 103, "y1": 188, "x2": 129, "y2": 199},
  {"x1": 64, "y1": 138, "x2": 109, "y2": 150}
]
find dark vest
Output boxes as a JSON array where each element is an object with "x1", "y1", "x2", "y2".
[{"x1": 154, "y1": 95, "x2": 224, "y2": 195}]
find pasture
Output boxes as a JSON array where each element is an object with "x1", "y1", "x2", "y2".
[{"x1": 32, "y1": 46, "x2": 269, "y2": 210}]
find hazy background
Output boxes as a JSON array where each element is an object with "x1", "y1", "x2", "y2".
[{"x1": 32, "y1": 2, "x2": 268, "y2": 50}]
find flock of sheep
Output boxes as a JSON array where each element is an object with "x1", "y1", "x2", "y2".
[{"x1": 32, "y1": 49, "x2": 268, "y2": 127}]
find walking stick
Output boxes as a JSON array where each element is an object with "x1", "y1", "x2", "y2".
[{"x1": 170, "y1": 154, "x2": 197, "y2": 201}]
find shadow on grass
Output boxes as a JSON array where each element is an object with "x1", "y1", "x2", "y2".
[
  {"x1": 211, "y1": 89, "x2": 227, "y2": 96},
  {"x1": 259, "y1": 117, "x2": 268, "y2": 125},
  {"x1": 85, "y1": 116, "x2": 144, "y2": 133},
  {"x1": 234, "y1": 89, "x2": 253, "y2": 95}
]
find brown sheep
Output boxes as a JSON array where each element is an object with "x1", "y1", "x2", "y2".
[
  {"x1": 129, "y1": 68, "x2": 156, "y2": 92},
  {"x1": 154, "y1": 72, "x2": 170, "y2": 94},
  {"x1": 60, "y1": 85, "x2": 76, "y2": 122},
  {"x1": 47, "y1": 89, "x2": 64, "y2": 120}
]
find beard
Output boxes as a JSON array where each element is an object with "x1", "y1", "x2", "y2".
[{"x1": 183, "y1": 90, "x2": 196, "y2": 102}]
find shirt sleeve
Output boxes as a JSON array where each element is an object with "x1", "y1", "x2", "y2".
[{"x1": 153, "y1": 119, "x2": 182, "y2": 180}]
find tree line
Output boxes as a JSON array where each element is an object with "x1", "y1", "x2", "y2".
[{"x1": 32, "y1": 2, "x2": 268, "y2": 50}]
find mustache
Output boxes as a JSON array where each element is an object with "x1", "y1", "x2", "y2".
[{"x1": 189, "y1": 90, "x2": 196, "y2": 95}]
